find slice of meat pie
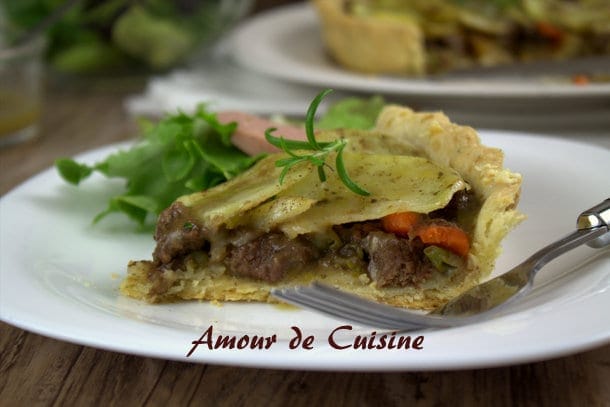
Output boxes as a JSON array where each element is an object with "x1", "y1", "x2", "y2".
[{"x1": 121, "y1": 105, "x2": 524, "y2": 310}]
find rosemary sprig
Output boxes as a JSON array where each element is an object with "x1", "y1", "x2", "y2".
[{"x1": 264, "y1": 89, "x2": 370, "y2": 196}]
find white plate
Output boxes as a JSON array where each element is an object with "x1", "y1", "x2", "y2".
[
  {"x1": 229, "y1": 4, "x2": 610, "y2": 98},
  {"x1": 1, "y1": 132, "x2": 609, "y2": 371}
]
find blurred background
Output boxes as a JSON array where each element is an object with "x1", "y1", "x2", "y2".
[
  {"x1": 0, "y1": 1, "x2": 303, "y2": 75},
  {"x1": 0, "y1": 1, "x2": 306, "y2": 144},
  {"x1": 1, "y1": 0, "x2": 609, "y2": 149}
]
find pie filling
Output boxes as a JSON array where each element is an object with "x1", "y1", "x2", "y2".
[{"x1": 149, "y1": 190, "x2": 478, "y2": 292}]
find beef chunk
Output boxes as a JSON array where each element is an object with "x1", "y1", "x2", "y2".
[
  {"x1": 333, "y1": 221, "x2": 383, "y2": 245},
  {"x1": 430, "y1": 189, "x2": 476, "y2": 221},
  {"x1": 361, "y1": 231, "x2": 432, "y2": 288},
  {"x1": 225, "y1": 233, "x2": 319, "y2": 283},
  {"x1": 153, "y1": 202, "x2": 209, "y2": 265}
]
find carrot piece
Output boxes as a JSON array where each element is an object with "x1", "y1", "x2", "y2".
[
  {"x1": 572, "y1": 74, "x2": 590, "y2": 86},
  {"x1": 536, "y1": 21, "x2": 563, "y2": 43},
  {"x1": 414, "y1": 224, "x2": 470, "y2": 258},
  {"x1": 381, "y1": 211, "x2": 421, "y2": 237}
]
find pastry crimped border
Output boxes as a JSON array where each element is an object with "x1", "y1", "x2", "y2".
[
  {"x1": 311, "y1": 0, "x2": 425, "y2": 75},
  {"x1": 375, "y1": 106, "x2": 525, "y2": 289}
]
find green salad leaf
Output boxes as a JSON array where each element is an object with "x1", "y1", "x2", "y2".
[{"x1": 55, "y1": 106, "x2": 261, "y2": 226}]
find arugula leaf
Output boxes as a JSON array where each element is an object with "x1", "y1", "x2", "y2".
[
  {"x1": 55, "y1": 158, "x2": 93, "y2": 184},
  {"x1": 55, "y1": 105, "x2": 260, "y2": 226}
]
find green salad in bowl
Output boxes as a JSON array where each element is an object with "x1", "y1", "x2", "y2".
[{"x1": 1, "y1": 0, "x2": 253, "y2": 74}]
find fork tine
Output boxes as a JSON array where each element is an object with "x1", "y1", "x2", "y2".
[
  {"x1": 273, "y1": 286, "x2": 417, "y2": 329},
  {"x1": 308, "y1": 282, "x2": 461, "y2": 327},
  {"x1": 300, "y1": 284, "x2": 427, "y2": 328},
  {"x1": 295, "y1": 287, "x2": 428, "y2": 329},
  {"x1": 272, "y1": 283, "x2": 472, "y2": 329},
  {"x1": 271, "y1": 295, "x2": 388, "y2": 328}
]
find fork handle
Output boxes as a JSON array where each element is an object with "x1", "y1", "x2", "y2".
[
  {"x1": 577, "y1": 198, "x2": 610, "y2": 248},
  {"x1": 525, "y1": 199, "x2": 610, "y2": 278}
]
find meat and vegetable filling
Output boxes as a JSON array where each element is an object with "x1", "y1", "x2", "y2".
[{"x1": 151, "y1": 189, "x2": 477, "y2": 290}]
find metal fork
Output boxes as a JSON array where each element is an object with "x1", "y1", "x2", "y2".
[{"x1": 272, "y1": 199, "x2": 610, "y2": 330}]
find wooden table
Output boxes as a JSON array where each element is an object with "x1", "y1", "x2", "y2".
[{"x1": 1, "y1": 72, "x2": 610, "y2": 407}]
